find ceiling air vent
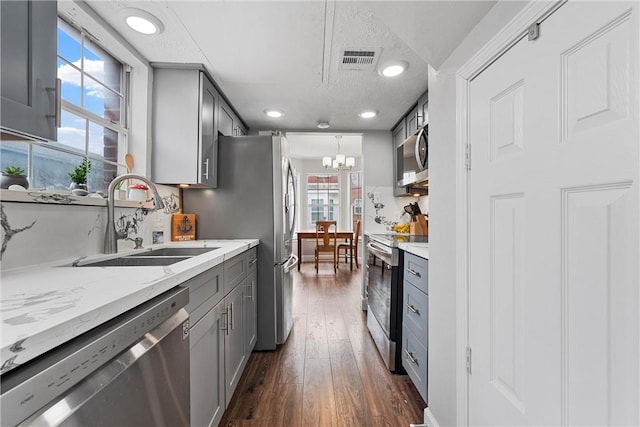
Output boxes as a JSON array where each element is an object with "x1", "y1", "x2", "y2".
[{"x1": 339, "y1": 48, "x2": 381, "y2": 71}]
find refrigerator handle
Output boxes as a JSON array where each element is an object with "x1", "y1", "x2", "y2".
[{"x1": 283, "y1": 255, "x2": 299, "y2": 273}]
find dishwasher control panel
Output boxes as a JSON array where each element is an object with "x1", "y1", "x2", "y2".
[{"x1": 1, "y1": 287, "x2": 189, "y2": 427}]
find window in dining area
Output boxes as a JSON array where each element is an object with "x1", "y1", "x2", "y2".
[{"x1": 307, "y1": 173, "x2": 340, "y2": 228}]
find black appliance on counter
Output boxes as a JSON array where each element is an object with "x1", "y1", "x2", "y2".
[{"x1": 366, "y1": 234, "x2": 429, "y2": 373}]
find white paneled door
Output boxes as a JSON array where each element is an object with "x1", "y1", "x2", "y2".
[{"x1": 468, "y1": 2, "x2": 638, "y2": 426}]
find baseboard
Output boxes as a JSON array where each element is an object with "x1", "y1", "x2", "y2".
[{"x1": 424, "y1": 407, "x2": 440, "y2": 427}]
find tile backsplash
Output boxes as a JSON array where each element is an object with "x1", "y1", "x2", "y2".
[
  {"x1": 363, "y1": 186, "x2": 428, "y2": 235},
  {"x1": 0, "y1": 186, "x2": 179, "y2": 270}
]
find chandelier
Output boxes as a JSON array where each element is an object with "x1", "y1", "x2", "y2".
[{"x1": 322, "y1": 135, "x2": 355, "y2": 170}]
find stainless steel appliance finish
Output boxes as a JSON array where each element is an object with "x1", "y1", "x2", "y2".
[
  {"x1": 1, "y1": 287, "x2": 190, "y2": 427},
  {"x1": 183, "y1": 133, "x2": 297, "y2": 350},
  {"x1": 366, "y1": 233, "x2": 427, "y2": 373},
  {"x1": 366, "y1": 235, "x2": 403, "y2": 373},
  {"x1": 396, "y1": 124, "x2": 429, "y2": 188}
]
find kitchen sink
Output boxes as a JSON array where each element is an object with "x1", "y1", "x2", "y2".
[
  {"x1": 75, "y1": 247, "x2": 219, "y2": 267},
  {"x1": 77, "y1": 256, "x2": 190, "y2": 267},
  {"x1": 134, "y1": 247, "x2": 219, "y2": 257}
]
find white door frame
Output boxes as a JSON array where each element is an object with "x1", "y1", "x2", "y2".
[{"x1": 454, "y1": 1, "x2": 565, "y2": 425}]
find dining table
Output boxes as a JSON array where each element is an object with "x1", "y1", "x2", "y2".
[{"x1": 296, "y1": 230, "x2": 354, "y2": 271}]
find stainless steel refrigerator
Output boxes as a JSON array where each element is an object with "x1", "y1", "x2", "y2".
[{"x1": 182, "y1": 133, "x2": 297, "y2": 350}]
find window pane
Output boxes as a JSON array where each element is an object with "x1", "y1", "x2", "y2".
[
  {"x1": 307, "y1": 174, "x2": 340, "y2": 228},
  {"x1": 31, "y1": 146, "x2": 84, "y2": 191},
  {"x1": 57, "y1": 22, "x2": 81, "y2": 64},
  {"x1": 88, "y1": 121, "x2": 118, "y2": 162},
  {"x1": 58, "y1": 58, "x2": 82, "y2": 108},
  {"x1": 83, "y1": 75, "x2": 121, "y2": 122},
  {"x1": 57, "y1": 110, "x2": 86, "y2": 152},
  {"x1": 0, "y1": 142, "x2": 28, "y2": 174},
  {"x1": 84, "y1": 38, "x2": 122, "y2": 94},
  {"x1": 87, "y1": 158, "x2": 116, "y2": 194}
]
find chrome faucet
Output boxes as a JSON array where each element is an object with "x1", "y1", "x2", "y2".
[{"x1": 104, "y1": 174, "x2": 164, "y2": 254}]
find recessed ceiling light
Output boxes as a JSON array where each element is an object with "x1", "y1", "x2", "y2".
[
  {"x1": 358, "y1": 110, "x2": 377, "y2": 119},
  {"x1": 317, "y1": 122, "x2": 330, "y2": 129},
  {"x1": 265, "y1": 109, "x2": 284, "y2": 118},
  {"x1": 123, "y1": 8, "x2": 164, "y2": 35},
  {"x1": 379, "y1": 60, "x2": 409, "y2": 77}
]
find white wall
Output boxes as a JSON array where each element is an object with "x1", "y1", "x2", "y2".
[{"x1": 427, "y1": 1, "x2": 528, "y2": 425}]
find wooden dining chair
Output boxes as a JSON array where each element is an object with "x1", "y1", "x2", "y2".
[
  {"x1": 337, "y1": 219, "x2": 361, "y2": 270},
  {"x1": 314, "y1": 220, "x2": 337, "y2": 273}
]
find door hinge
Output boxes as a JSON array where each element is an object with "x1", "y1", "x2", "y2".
[
  {"x1": 464, "y1": 145, "x2": 471, "y2": 171},
  {"x1": 528, "y1": 23, "x2": 540, "y2": 41},
  {"x1": 466, "y1": 346, "x2": 472, "y2": 375}
]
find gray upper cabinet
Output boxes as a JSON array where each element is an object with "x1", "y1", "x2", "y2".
[
  {"x1": 392, "y1": 118, "x2": 407, "y2": 195},
  {"x1": 152, "y1": 67, "x2": 217, "y2": 187},
  {"x1": 219, "y1": 98, "x2": 247, "y2": 137},
  {"x1": 417, "y1": 91, "x2": 429, "y2": 128},
  {"x1": 1, "y1": 0, "x2": 58, "y2": 141},
  {"x1": 218, "y1": 100, "x2": 234, "y2": 137},
  {"x1": 406, "y1": 105, "x2": 420, "y2": 135}
]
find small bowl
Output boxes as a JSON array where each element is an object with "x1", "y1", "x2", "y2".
[{"x1": 71, "y1": 188, "x2": 89, "y2": 196}]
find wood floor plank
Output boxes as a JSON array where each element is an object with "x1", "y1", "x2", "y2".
[
  {"x1": 305, "y1": 308, "x2": 329, "y2": 359},
  {"x1": 268, "y1": 383, "x2": 304, "y2": 427},
  {"x1": 302, "y1": 357, "x2": 338, "y2": 426},
  {"x1": 328, "y1": 339, "x2": 368, "y2": 423}
]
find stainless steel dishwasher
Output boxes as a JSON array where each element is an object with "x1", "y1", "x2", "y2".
[{"x1": 1, "y1": 286, "x2": 190, "y2": 427}]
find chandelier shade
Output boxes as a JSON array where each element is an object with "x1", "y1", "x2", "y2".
[{"x1": 323, "y1": 135, "x2": 355, "y2": 170}]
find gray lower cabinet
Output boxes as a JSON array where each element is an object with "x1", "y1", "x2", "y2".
[
  {"x1": 185, "y1": 246, "x2": 258, "y2": 427},
  {"x1": 190, "y1": 300, "x2": 225, "y2": 427},
  {"x1": 1, "y1": 0, "x2": 58, "y2": 141},
  {"x1": 223, "y1": 282, "x2": 245, "y2": 407},
  {"x1": 402, "y1": 251, "x2": 429, "y2": 402},
  {"x1": 244, "y1": 268, "x2": 257, "y2": 353}
]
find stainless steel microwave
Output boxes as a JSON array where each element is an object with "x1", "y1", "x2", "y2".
[{"x1": 396, "y1": 124, "x2": 428, "y2": 187}]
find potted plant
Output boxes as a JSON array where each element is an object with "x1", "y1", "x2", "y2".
[
  {"x1": 1, "y1": 166, "x2": 29, "y2": 189},
  {"x1": 68, "y1": 157, "x2": 91, "y2": 194}
]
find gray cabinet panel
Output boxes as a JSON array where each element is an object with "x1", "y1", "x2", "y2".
[
  {"x1": 224, "y1": 283, "x2": 245, "y2": 406},
  {"x1": 223, "y1": 252, "x2": 247, "y2": 295},
  {"x1": 1, "y1": 0, "x2": 57, "y2": 141},
  {"x1": 152, "y1": 67, "x2": 217, "y2": 187},
  {"x1": 402, "y1": 324, "x2": 428, "y2": 402},
  {"x1": 403, "y1": 282, "x2": 429, "y2": 343},
  {"x1": 244, "y1": 269, "x2": 257, "y2": 354},
  {"x1": 184, "y1": 264, "x2": 224, "y2": 325},
  {"x1": 219, "y1": 101, "x2": 234, "y2": 137},
  {"x1": 190, "y1": 300, "x2": 225, "y2": 427},
  {"x1": 404, "y1": 252, "x2": 429, "y2": 294}
]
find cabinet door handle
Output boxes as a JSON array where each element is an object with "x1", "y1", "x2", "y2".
[
  {"x1": 407, "y1": 268, "x2": 421, "y2": 278},
  {"x1": 220, "y1": 309, "x2": 229, "y2": 335},
  {"x1": 249, "y1": 258, "x2": 257, "y2": 267},
  {"x1": 405, "y1": 349, "x2": 419, "y2": 366},
  {"x1": 406, "y1": 303, "x2": 420, "y2": 315},
  {"x1": 244, "y1": 283, "x2": 253, "y2": 300},
  {"x1": 203, "y1": 158, "x2": 210, "y2": 180},
  {"x1": 229, "y1": 303, "x2": 233, "y2": 330},
  {"x1": 46, "y1": 78, "x2": 62, "y2": 128}
]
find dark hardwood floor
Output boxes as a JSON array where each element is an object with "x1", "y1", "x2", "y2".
[{"x1": 220, "y1": 261, "x2": 426, "y2": 426}]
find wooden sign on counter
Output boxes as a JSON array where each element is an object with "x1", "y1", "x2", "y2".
[{"x1": 172, "y1": 213, "x2": 196, "y2": 241}]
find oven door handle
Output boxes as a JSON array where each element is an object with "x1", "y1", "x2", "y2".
[{"x1": 367, "y1": 242, "x2": 393, "y2": 265}]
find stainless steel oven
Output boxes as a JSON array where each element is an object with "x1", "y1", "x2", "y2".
[{"x1": 366, "y1": 235, "x2": 404, "y2": 373}]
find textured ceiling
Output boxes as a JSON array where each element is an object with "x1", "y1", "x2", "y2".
[{"x1": 79, "y1": 0, "x2": 496, "y2": 131}]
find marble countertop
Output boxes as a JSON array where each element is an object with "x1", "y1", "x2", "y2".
[
  {"x1": 398, "y1": 242, "x2": 429, "y2": 259},
  {"x1": 0, "y1": 239, "x2": 258, "y2": 374}
]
